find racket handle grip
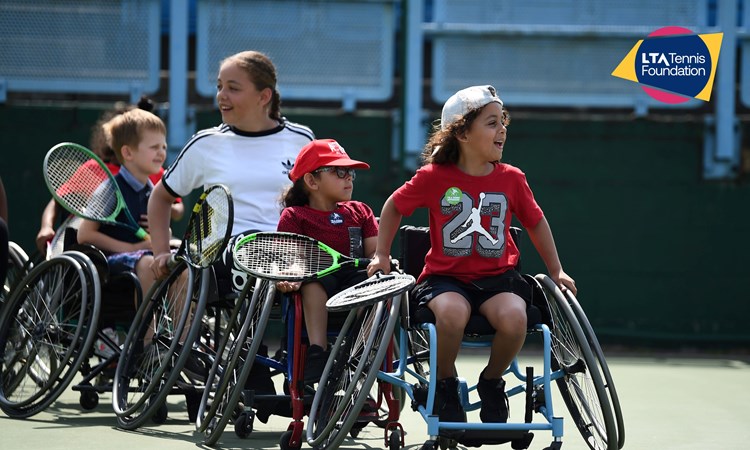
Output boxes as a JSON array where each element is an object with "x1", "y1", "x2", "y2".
[
  {"x1": 166, "y1": 253, "x2": 180, "y2": 270},
  {"x1": 136, "y1": 228, "x2": 151, "y2": 241},
  {"x1": 356, "y1": 258, "x2": 371, "y2": 267}
]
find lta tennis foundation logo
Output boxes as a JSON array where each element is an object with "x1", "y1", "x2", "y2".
[{"x1": 612, "y1": 26, "x2": 722, "y2": 104}]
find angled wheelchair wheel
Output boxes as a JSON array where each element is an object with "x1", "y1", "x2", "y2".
[
  {"x1": 0, "y1": 253, "x2": 99, "y2": 418},
  {"x1": 2, "y1": 241, "x2": 31, "y2": 304},
  {"x1": 535, "y1": 274, "x2": 617, "y2": 450},
  {"x1": 196, "y1": 278, "x2": 260, "y2": 433},
  {"x1": 113, "y1": 261, "x2": 208, "y2": 429},
  {"x1": 202, "y1": 279, "x2": 275, "y2": 446},
  {"x1": 565, "y1": 291, "x2": 625, "y2": 449},
  {"x1": 195, "y1": 281, "x2": 253, "y2": 432},
  {"x1": 195, "y1": 279, "x2": 261, "y2": 433},
  {"x1": 307, "y1": 295, "x2": 401, "y2": 450}
]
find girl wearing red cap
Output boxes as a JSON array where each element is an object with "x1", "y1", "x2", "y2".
[
  {"x1": 276, "y1": 138, "x2": 378, "y2": 383},
  {"x1": 367, "y1": 85, "x2": 575, "y2": 425}
]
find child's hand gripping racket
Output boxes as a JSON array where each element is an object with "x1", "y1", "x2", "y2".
[
  {"x1": 169, "y1": 184, "x2": 234, "y2": 269},
  {"x1": 232, "y1": 231, "x2": 371, "y2": 281},
  {"x1": 43, "y1": 142, "x2": 149, "y2": 240}
]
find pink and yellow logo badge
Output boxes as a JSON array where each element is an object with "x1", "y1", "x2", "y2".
[{"x1": 612, "y1": 26, "x2": 723, "y2": 103}]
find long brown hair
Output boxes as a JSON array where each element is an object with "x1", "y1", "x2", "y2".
[{"x1": 222, "y1": 50, "x2": 282, "y2": 121}]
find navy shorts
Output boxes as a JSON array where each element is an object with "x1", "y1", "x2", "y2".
[
  {"x1": 411, "y1": 269, "x2": 531, "y2": 312},
  {"x1": 107, "y1": 249, "x2": 152, "y2": 275}
]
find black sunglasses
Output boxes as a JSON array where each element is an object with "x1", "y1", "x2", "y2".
[{"x1": 313, "y1": 166, "x2": 357, "y2": 180}]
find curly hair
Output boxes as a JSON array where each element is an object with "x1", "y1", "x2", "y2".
[{"x1": 421, "y1": 106, "x2": 510, "y2": 165}]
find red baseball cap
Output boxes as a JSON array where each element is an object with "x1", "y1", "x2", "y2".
[{"x1": 289, "y1": 139, "x2": 370, "y2": 182}]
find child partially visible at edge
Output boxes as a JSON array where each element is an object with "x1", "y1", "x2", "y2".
[
  {"x1": 275, "y1": 138, "x2": 378, "y2": 384},
  {"x1": 77, "y1": 108, "x2": 167, "y2": 303},
  {"x1": 367, "y1": 85, "x2": 576, "y2": 425}
]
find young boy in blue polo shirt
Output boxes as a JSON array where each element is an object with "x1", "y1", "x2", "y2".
[{"x1": 77, "y1": 108, "x2": 167, "y2": 301}]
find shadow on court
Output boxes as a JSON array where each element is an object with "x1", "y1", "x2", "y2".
[{"x1": 1, "y1": 350, "x2": 748, "y2": 450}]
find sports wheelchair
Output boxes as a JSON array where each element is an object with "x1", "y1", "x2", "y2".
[
  {"x1": 112, "y1": 183, "x2": 235, "y2": 429},
  {"x1": 306, "y1": 225, "x2": 625, "y2": 450},
  {"x1": 111, "y1": 258, "x2": 228, "y2": 429},
  {"x1": 0, "y1": 224, "x2": 144, "y2": 418},
  {"x1": 194, "y1": 273, "x2": 402, "y2": 450}
]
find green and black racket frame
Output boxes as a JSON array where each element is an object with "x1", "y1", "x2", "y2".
[
  {"x1": 232, "y1": 231, "x2": 371, "y2": 281},
  {"x1": 232, "y1": 231, "x2": 414, "y2": 311},
  {"x1": 43, "y1": 142, "x2": 149, "y2": 241}
]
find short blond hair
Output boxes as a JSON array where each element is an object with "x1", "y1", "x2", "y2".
[{"x1": 104, "y1": 108, "x2": 166, "y2": 164}]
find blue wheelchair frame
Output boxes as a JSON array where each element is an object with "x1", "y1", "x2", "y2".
[{"x1": 380, "y1": 314, "x2": 564, "y2": 448}]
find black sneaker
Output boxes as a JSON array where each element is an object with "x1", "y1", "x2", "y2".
[
  {"x1": 304, "y1": 345, "x2": 329, "y2": 384},
  {"x1": 477, "y1": 371, "x2": 509, "y2": 423},
  {"x1": 434, "y1": 377, "x2": 466, "y2": 423}
]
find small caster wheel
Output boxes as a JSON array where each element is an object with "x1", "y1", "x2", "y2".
[
  {"x1": 438, "y1": 436, "x2": 458, "y2": 450},
  {"x1": 234, "y1": 410, "x2": 254, "y2": 438},
  {"x1": 151, "y1": 402, "x2": 168, "y2": 424},
  {"x1": 389, "y1": 429, "x2": 403, "y2": 450},
  {"x1": 349, "y1": 420, "x2": 366, "y2": 438},
  {"x1": 79, "y1": 391, "x2": 99, "y2": 410},
  {"x1": 421, "y1": 440, "x2": 438, "y2": 450},
  {"x1": 279, "y1": 429, "x2": 302, "y2": 450}
]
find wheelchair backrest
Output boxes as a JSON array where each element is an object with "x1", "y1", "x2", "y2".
[
  {"x1": 399, "y1": 225, "x2": 431, "y2": 279},
  {"x1": 49, "y1": 215, "x2": 82, "y2": 259}
]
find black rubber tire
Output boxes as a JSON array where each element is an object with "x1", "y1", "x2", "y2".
[
  {"x1": 201, "y1": 279, "x2": 275, "y2": 446},
  {"x1": 79, "y1": 390, "x2": 99, "y2": 410},
  {"x1": 307, "y1": 296, "x2": 401, "y2": 450},
  {"x1": 535, "y1": 275, "x2": 617, "y2": 450},
  {"x1": 0, "y1": 254, "x2": 99, "y2": 418},
  {"x1": 113, "y1": 262, "x2": 209, "y2": 430}
]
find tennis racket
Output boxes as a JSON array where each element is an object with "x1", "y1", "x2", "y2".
[
  {"x1": 325, "y1": 272, "x2": 415, "y2": 312},
  {"x1": 233, "y1": 231, "x2": 370, "y2": 281},
  {"x1": 43, "y1": 142, "x2": 149, "y2": 241},
  {"x1": 170, "y1": 184, "x2": 233, "y2": 269}
]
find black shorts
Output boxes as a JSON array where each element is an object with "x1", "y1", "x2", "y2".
[
  {"x1": 308, "y1": 265, "x2": 368, "y2": 298},
  {"x1": 411, "y1": 269, "x2": 531, "y2": 312}
]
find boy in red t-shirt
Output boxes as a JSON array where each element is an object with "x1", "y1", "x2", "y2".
[{"x1": 368, "y1": 85, "x2": 576, "y2": 425}]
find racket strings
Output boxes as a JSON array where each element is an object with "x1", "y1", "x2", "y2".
[
  {"x1": 186, "y1": 190, "x2": 232, "y2": 267},
  {"x1": 235, "y1": 235, "x2": 334, "y2": 279},
  {"x1": 327, "y1": 274, "x2": 416, "y2": 311},
  {"x1": 46, "y1": 145, "x2": 118, "y2": 218}
]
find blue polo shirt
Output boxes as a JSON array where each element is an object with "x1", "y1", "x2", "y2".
[{"x1": 99, "y1": 166, "x2": 153, "y2": 244}]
